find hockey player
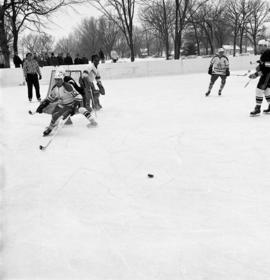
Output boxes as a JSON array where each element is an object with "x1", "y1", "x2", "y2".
[
  {"x1": 35, "y1": 70, "x2": 97, "y2": 136},
  {"x1": 249, "y1": 40, "x2": 270, "y2": 116},
  {"x1": 205, "y1": 48, "x2": 230, "y2": 96},
  {"x1": 82, "y1": 54, "x2": 105, "y2": 111}
]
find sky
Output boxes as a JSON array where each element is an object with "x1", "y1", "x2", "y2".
[{"x1": 44, "y1": 3, "x2": 101, "y2": 39}]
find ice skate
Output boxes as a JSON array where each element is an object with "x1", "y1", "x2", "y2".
[
  {"x1": 87, "y1": 117, "x2": 98, "y2": 127},
  {"x1": 263, "y1": 104, "x2": 270, "y2": 114},
  {"x1": 218, "y1": 90, "x2": 222, "y2": 96},
  {"x1": 250, "y1": 105, "x2": 261, "y2": 117}
]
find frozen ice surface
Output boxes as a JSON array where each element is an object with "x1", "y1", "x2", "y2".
[{"x1": 2, "y1": 72, "x2": 270, "y2": 279}]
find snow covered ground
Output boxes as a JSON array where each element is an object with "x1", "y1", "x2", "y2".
[{"x1": 2, "y1": 72, "x2": 270, "y2": 280}]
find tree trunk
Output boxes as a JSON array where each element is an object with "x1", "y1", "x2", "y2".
[
  {"x1": 13, "y1": 31, "x2": 18, "y2": 53},
  {"x1": 193, "y1": 22, "x2": 200, "y2": 56},
  {"x1": 162, "y1": 0, "x2": 169, "y2": 60},
  {"x1": 129, "y1": 33, "x2": 135, "y2": 62},
  {"x1": 0, "y1": 6, "x2": 10, "y2": 67},
  {"x1": 174, "y1": 0, "x2": 180, "y2": 59},
  {"x1": 239, "y1": 27, "x2": 245, "y2": 54}
]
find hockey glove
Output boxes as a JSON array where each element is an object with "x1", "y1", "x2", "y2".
[
  {"x1": 226, "y1": 69, "x2": 230, "y2": 76},
  {"x1": 39, "y1": 74, "x2": 42, "y2": 80},
  {"x1": 97, "y1": 83, "x2": 105, "y2": 95},
  {"x1": 36, "y1": 99, "x2": 50, "y2": 113},
  {"x1": 249, "y1": 72, "x2": 259, "y2": 79},
  {"x1": 208, "y1": 66, "x2": 212, "y2": 75}
]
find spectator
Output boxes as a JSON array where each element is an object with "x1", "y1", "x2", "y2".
[
  {"x1": 64, "y1": 53, "x2": 73, "y2": 65},
  {"x1": 57, "y1": 53, "x2": 64, "y2": 65},
  {"x1": 50, "y1": 52, "x2": 58, "y2": 67},
  {"x1": 23, "y1": 52, "x2": 42, "y2": 102},
  {"x1": 13, "y1": 51, "x2": 23, "y2": 68},
  {"x1": 44, "y1": 53, "x2": 50, "y2": 66},
  {"x1": 110, "y1": 50, "x2": 118, "y2": 63},
  {"x1": 82, "y1": 56, "x2": 89, "y2": 64},
  {"x1": 99, "y1": 49, "x2": 105, "y2": 63},
  {"x1": 74, "y1": 53, "x2": 82, "y2": 64}
]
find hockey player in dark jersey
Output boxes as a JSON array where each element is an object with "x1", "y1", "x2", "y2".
[
  {"x1": 205, "y1": 48, "x2": 230, "y2": 96},
  {"x1": 35, "y1": 70, "x2": 97, "y2": 136},
  {"x1": 249, "y1": 40, "x2": 270, "y2": 116}
]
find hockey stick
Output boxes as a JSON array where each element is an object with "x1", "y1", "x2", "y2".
[
  {"x1": 231, "y1": 71, "x2": 251, "y2": 77},
  {"x1": 39, "y1": 115, "x2": 71, "y2": 151},
  {"x1": 244, "y1": 79, "x2": 252, "y2": 88}
]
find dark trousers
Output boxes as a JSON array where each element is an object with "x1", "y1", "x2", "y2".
[
  {"x1": 49, "y1": 104, "x2": 74, "y2": 128},
  {"x1": 26, "y1": 73, "x2": 40, "y2": 100},
  {"x1": 208, "y1": 74, "x2": 227, "y2": 91}
]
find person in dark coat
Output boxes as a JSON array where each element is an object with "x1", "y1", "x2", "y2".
[
  {"x1": 50, "y1": 53, "x2": 58, "y2": 67},
  {"x1": 64, "y1": 53, "x2": 73, "y2": 65},
  {"x1": 13, "y1": 52, "x2": 23, "y2": 68},
  {"x1": 99, "y1": 49, "x2": 105, "y2": 63},
  {"x1": 57, "y1": 53, "x2": 64, "y2": 65},
  {"x1": 74, "y1": 53, "x2": 82, "y2": 64}
]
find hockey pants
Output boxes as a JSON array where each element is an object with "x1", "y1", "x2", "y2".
[{"x1": 208, "y1": 74, "x2": 227, "y2": 92}]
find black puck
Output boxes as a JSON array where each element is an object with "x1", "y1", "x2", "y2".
[{"x1": 148, "y1": 174, "x2": 154, "y2": 178}]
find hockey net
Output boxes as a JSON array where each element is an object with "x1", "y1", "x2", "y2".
[{"x1": 47, "y1": 69, "x2": 82, "y2": 96}]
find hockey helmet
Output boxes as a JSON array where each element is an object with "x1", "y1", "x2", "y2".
[
  {"x1": 54, "y1": 70, "x2": 65, "y2": 80},
  {"x1": 218, "y1": 48, "x2": 224, "y2": 53}
]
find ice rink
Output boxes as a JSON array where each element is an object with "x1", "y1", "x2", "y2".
[{"x1": 2, "y1": 72, "x2": 270, "y2": 279}]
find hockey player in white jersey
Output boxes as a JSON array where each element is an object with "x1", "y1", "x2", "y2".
[
  {"x1": 205, "y1": 48, "x2": 230, "y2": 96},
  {"x1": 82, "y1": 54, "x2": 105, "y2": 110},
  {"x1": 35, "y1": 70, "x2": 97, "y2": 136}
]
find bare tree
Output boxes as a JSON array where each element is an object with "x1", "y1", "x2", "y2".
[
  {"x1": 98, "y1": 16, "x2": 120, "y2": 58},
  {"x1": 21, "y1": 33, "x2": 54, "y2": 55},
  {"x1": 194, "y1": 0, "x2": 226, "y2": 55},
  {"x1": 90, "y1": 0, "x2": 136, "y2": 61},
  {"x1": 139, "y1": 0, "x2": 174, "y2": 59},
  {"x1": 174, "y1": 0, "x2": 209, "y2": 59},
  {"x1": 247, "y1": 0, "x2": 270, "y2": 54},
  {"x1": 0, "y1": 1, "x2": 13, "y2": 67},
  {"x1": 54, "y1": 35, "x2": 77, "y2": 56},
  {"x1": 0, "y1": 0, "x2": 87, "y2": 67}
]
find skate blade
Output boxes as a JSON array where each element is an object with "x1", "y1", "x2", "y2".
[
  {"x1": 87, "y1": 122, "x2": 98, "y2": 128},
  {"x1": 250, "y1": 114, "x2": 260, "y2": 117}
]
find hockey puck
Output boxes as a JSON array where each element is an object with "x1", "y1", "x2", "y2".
[{"x1": 148, "y1": 174, "x2": 154, "y2": 178}]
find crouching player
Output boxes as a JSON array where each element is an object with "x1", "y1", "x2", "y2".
[{"x1": 36, "y1": 70, "x2": 97, "y2": 136}]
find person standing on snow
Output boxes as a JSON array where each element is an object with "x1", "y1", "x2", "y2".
[
  {"x1": 35, "y1": 70, "x2": 97, "y2": 136},
  {"x1": 23, "y1": 52, "x2": 42, "y2": 102},
  {"x1": 249, "y1": 40, "x2": 270, "y2": 116},
  {"x1": 205, "y1": 48, "x2": 230, "y2": 96}
]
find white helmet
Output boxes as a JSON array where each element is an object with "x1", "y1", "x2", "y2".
[
  {"x1": 54, "y1": 70, "x2": 65, "y2": 80},
  {"x1": 54, "y1": 67, "x2": 65, "y2": 79},
  {"x1": 218, "y1": 48, "x2": 224, "y2": 52}
]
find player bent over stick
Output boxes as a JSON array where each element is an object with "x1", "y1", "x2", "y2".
[{"x1": 35, "y1": 70, "x2": 97, "y2": 136}]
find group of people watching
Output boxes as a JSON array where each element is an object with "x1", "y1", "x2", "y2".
[{"x1": 13, "y1": 52, "x2": 91, "y2": 68}]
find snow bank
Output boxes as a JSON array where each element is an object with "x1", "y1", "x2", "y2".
[{"x1": 0, "y1": 55, "x2": 259, "y2": 87}]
